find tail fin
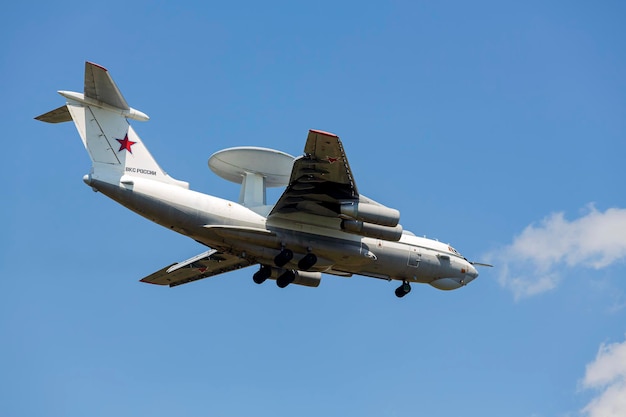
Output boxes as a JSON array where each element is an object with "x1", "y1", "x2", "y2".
[{"x1": 36, "y1": 62, "x2": 188, "y2": 188}]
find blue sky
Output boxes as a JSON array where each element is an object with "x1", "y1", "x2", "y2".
[{"x1": 2, "y1": 1, "x2": 625, "y2": 416}]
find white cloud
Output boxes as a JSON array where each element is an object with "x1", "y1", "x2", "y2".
[
  {"x1": 488, "y1": 205, "x2": 626, "y2": 299},
  {"x1": 581, "y1": 336, "x2": 626, "y2": 417}
]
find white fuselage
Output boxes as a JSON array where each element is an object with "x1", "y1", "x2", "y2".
[{"x1": 87, "y1": 174, "x2": 478, "y2": 290}]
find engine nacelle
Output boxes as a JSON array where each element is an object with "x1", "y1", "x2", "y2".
[
  {"x1": 340, "y1": 202, "x2": 400, "y2": 227},
  {"x1": 292, "y1": 270, "x2": 322, "y2": 287},
  {"x1": 269, "y1": 267, "x2": 322, "y2": 287},
  {"x1": 341, "y1": 219, "x2": 403, "y2": 241}
]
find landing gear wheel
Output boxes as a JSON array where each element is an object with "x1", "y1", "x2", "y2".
[
  {"x1": 298, "y1": 253, "x2": 318, "y2": 271},
  {"x1": 276, "y1": 270, "x2": 296, "y2": 288},
  {"x1": 253, "y1": 265, "x2": 271, "y2": 284},
  {"x1": 274, "y1": 249, "x2": 294, "y2": 267},
  {"x1": 395, "y1": 281, "x2": 412, "y2": 298}
]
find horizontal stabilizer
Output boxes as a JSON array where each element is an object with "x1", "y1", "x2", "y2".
[
  {"x1": 35, "y1": 105, "x2": 71, "y2": 123},
  {"x1": 84, "y1": 61, "x2": 129, "y2": 110}
]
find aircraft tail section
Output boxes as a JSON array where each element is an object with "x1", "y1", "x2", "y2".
[{"x1": 36, "y1": 62, "x2": 188, "y2": 188}]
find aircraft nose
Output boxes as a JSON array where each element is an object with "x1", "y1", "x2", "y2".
[{"x1": 464, "y1": 264, "x2": 479, "y2": 285}]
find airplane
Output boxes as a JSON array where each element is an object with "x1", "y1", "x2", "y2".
[{"x1": 35, "y1": 61, "x2": 489, "y2": 298}]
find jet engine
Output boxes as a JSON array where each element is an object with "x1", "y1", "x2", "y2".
[
  {"x1": 341, "y1": 219, "x2": 403, "y2": 241},
  {"x1": 340, "y1": 202, "x2": 400, "y2": 227}
]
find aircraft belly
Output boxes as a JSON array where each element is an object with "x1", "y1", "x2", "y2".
[
  {"x1": 350, "y1": 240, "x2": 451, "y2": 283},
  {"x1": 358, "y1": 240, "x2": 414, "y2": 281},
  {"x1": 219, "y1": 227, "x2": 375, "y2": 271}
]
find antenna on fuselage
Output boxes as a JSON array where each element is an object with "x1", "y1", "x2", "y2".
[{"x1": 208, "y1": 147, "x2": 294, "y2": 212}]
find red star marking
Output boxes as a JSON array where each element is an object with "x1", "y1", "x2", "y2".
[
  {"x1": 327, "y1": 156, "x2": 339, "y2": 163},
  {"x1": 116, "y1": 134, "x2": 137, "y2": 153}
]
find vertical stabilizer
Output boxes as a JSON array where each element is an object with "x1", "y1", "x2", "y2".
[{"x1": 35, "y1": 62, "x2": 188, "y2": 189}]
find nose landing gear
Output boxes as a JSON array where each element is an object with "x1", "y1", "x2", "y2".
[{"x1": 395, "y1": 281, "x2": 411, "y2": 298}]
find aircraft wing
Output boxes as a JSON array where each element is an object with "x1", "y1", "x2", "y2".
[
  {"x1": 268, "y1": 129, "x2": 402, "y2": 239},
  {"x1": 269, "y1": 129, "x2": 359, "y2": 220},
  {"x1": 140, "y1": 249, "x2": 254, "y2": 287}
]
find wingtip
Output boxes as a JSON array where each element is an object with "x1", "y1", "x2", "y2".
[
  {"x1": 309, "y1": 129, "x2": 338, "y2": 138},
  {"x1": 86, "y1": 61, "x2": 108, "y2": 72},
  {"x1": 139, "y1": 278, "x2": 165, "y2": 285}
]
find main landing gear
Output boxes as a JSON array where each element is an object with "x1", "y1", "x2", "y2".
[
  {"x1": 276, "y1": 270, "x2": 295, "y2": 288},
  {"x1": 253, "y1": 248, "x2": 319, "y2": 288},
  {"x1": 298, "y1": 253, "x2": 317, "y2": 271},
  {"x1": 252, "y1": 265, "x2": 297, "y2": 288},
  {"x1": 253, "y1": 265, "x2": 271, "y2": 284},
  {"x1": 395, "y1": 281, "x2": 411, "y2": 298},
  {"x1": 274, "y1": 248, "x2": 293, "y2": 267}
]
